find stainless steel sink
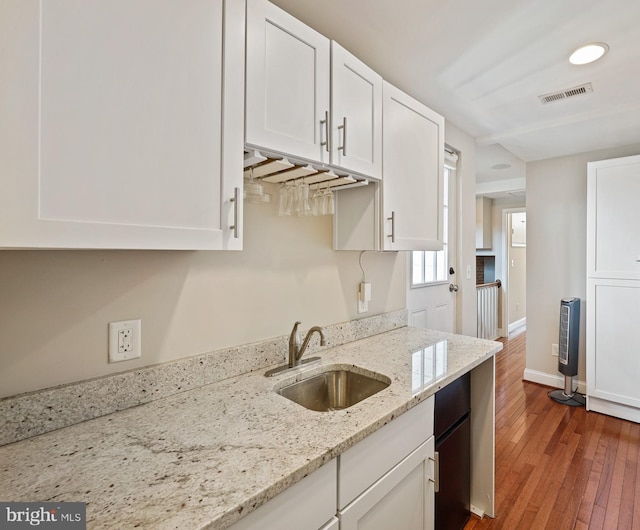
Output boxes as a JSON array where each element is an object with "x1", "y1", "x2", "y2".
[{"x1": 276, "y1": 366, "x2": 390, "y2": 412}]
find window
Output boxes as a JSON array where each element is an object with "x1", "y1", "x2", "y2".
[{"x1": 411, "y1": 166, "x2": 451, "y2": 286}]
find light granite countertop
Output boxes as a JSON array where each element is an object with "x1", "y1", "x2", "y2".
[{"x1": 0, "y1": 327, "x2": 501, "y2": 529}]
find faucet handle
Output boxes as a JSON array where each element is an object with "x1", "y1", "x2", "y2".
[{"x1": 289, "y1": 321, "x2": 302, "y2": 344}]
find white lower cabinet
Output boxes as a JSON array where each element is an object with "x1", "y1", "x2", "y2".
[
  {"x1": 339, "y1": 437, "x2": 435, "y2": 530},
  {"x1": 229, "y1": 398, "x2": 435, "y2": 530},
  {"x1": 338, "y1": 397, "x2": 435, "y2": 530},
  {"x1": 587, "y1": 278, "x2": 640, "y2": 422},
  {"x1": 228, "y1": 458, "x2": 337, "y2": 530}
]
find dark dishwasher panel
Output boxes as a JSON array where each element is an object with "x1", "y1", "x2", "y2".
[
  {"x1": 435, "y1": 372, "x2": 471, "y2": 439},
  {"x1": 435, "y1": 372, "x2": 471, "y2": 530}
]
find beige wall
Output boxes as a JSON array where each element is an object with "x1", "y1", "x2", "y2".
[
  {"x1": 0, "y1": 191, "x2": 404, "y2": 398},
  {"x1": 1, "y1": 125, "x2": 478, "y2": 399},
  {"x1": 526, "y1": 143, "x2": 640, "y2": 385}
]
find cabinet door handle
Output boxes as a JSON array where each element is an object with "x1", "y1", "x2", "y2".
[
  {"x1": 320, "y1": 111, "x2": 330, "y2": 153},
  {"x1": 229, "y1": 187, "x2": 240, "y2": 239},
  {"x1": 429, "y1": 451, "x2": 440, "y2": 493},
  {"x1": 387, "y1": 211, "x2": 395, "y2": 243},
  {"x1": 338, "y1": 116, "x2": 347, "y2": 156}
]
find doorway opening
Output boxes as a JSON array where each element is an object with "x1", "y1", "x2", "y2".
[{"x1": 503, "y1": 208, "x2": 526, "y2": 335}]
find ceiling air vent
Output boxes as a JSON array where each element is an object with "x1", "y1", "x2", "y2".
[{"x1": 538, "y1": 83, "x2": 593, "y2": 104}]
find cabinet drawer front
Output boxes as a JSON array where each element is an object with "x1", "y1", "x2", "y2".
[
  {"x1": 339, "y1": 437, "x2": 434, "y2": 530},
  {"x1": 339, "y1": 396, "x2": 434, "y2": 508},
  {"x1": 229, "y1": 459, "x2": 337, "y2": 530}
]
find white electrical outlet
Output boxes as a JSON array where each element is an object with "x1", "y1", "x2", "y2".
[
  {"x1": 551, "y1": 344, "x2": 559, "y2": 357},
  {"x1": 109, "y1": 319, "x2": 142, "y2": 362},
  {"x1": 357, "y1": 292, "x2": 369, "y2": 313},
  {"x1": 357, "y1": 282, "x2": 371, "y2": 314}
]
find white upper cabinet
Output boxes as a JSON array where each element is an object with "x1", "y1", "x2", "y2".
[
  {"x1": 334, "y1": 82, "x2": 444, "y2": 251},
  {"x1": 0, "y1": 0, "x2": 244, "y2": 250},
  {"x1": 330, "y1": 42, "x2": 383, "y2": 178},
  {"x1": 382, "y1": 81, "x2": 444, "y2": 251},
  {"x1": 245, "y1": 0, "x2": 331, "y2": 164},
  {"x1": 587, "y1": 154, "x2": 640, "y2": 279},
  {"x1": 245, "y1": 0, "x2": 382, "y2": 179}
]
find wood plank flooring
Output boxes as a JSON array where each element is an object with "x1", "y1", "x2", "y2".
[{"x1": 464, "y1": 331, "x2": 640, "y2": 530}]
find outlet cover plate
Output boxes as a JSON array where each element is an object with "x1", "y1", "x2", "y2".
[
  {"x1": 109, "y1": 319, "x2": 142, "y2": 362},
  {"x1": 357, "y1": 293, "x2": 369, "y2": 314}
]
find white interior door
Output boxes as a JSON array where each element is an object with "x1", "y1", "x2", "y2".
[{"x1": 407, "y1": 161, "x2": 458, "y2": 332}]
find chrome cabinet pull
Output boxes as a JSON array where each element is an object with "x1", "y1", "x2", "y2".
[
  {"x1": 429, "y1": 451, "x2": 440, "y2": 493},
  {"x1": 387, "y1": 211, "x2": 395, "y2": 243},
  {"x1": 338, "y1": 116, "x2": 347, "y2": 156},
  {"x1": 320, "y1": 111, "x2": 330, "y2": 153},
  {"x1": 229, "y1": 187, "x2": 240, "y2": 239}
]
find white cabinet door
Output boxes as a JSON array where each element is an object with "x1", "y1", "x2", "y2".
[
  {"x1": 587, "y1": 155, "x2": 640, "y2": 279},
  {"x1": 0, "y1": 0, "x2": 243, "y2": 250},
  {"x1": 382, "y1": 81, "x2": 444, "y2": 251},
  {"x1": 333, "y1": 83, "x2": 444, "y2": 251},
  {"x1": 339, "y1": 396, "x2": 434, "y2": 508},
  {"x1": 245, "y1": 0, "x2": 331, "y2": 164},
  {"x1": 330, "y1": 42, "x2": 382, "y2": 178},
  {"x1": 229, "y1": 459, "x2": 337, "y2": 530},
  {"x1": 339, "y1": 437, "x2": 435, "y2": 530},
  {"x1": 587, "y1": 279, "x2": 640, "y2": 415}
]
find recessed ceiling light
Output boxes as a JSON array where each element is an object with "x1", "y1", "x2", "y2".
[
  {"x1": 569, "y1": 43, "x2": 609, "y2": 65},
  {"x1": 491, "y1": 163, "x2": 511, "y2": 170}
]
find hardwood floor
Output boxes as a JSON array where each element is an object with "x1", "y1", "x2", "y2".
[{"x1": 464, "y1": 331, "x2": 640, "y2": 530}]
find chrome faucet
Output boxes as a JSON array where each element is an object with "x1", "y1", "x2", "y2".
[{"x1": 288, "y1": 321, "x2": 327, "y2": 368}]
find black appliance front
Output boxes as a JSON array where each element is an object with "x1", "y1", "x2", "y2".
[{"x1": 435, "y1": 372, "x2": 471, "y2": 530}]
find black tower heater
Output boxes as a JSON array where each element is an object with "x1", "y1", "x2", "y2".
[{"x1": 549, "y1": 297, "x2": 585, "y2": 407}]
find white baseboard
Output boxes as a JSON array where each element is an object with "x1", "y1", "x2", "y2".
[
  {"x1": 523, "y1": 368, "x2": 586, "y2": 394},
  {"x1": 587, "y1": 396, "x2": 640, "y2": 423},
  {"x1": 508, "y1": 317, "x2": 526, "y2": 334}
]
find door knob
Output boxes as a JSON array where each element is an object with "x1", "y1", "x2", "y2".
[{"x1": 449, "y1": 284, "x2": 459, "y2": 292}]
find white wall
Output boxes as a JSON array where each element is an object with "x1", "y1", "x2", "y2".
[
  {"x1": 0, "y1": 191, "x2": 404, "y2": 397},
  {"x1": 525, "y1": 143, "x2": 640, "y2": 387}
]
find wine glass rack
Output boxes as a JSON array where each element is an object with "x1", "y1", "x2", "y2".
[{"x1": 243, "y1": 148, "x2": 371, "y2": 191}]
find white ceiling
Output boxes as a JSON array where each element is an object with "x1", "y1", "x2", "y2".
[{"x1": 270, "y1": 0, "x2": 640, "y2": 190}]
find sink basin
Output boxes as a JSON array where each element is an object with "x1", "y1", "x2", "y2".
[{"x1": 276, "y1": 366, "x2": 390, "y2": 412}]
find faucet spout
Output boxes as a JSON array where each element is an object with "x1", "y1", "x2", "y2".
[{"x1": 288, "y1": 322, "x2": 326, "y2": 368}]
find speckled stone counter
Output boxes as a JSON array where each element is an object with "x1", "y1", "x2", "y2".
[{"x1": 0, "y1": 327, "x2": 501, "y2": 529}]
